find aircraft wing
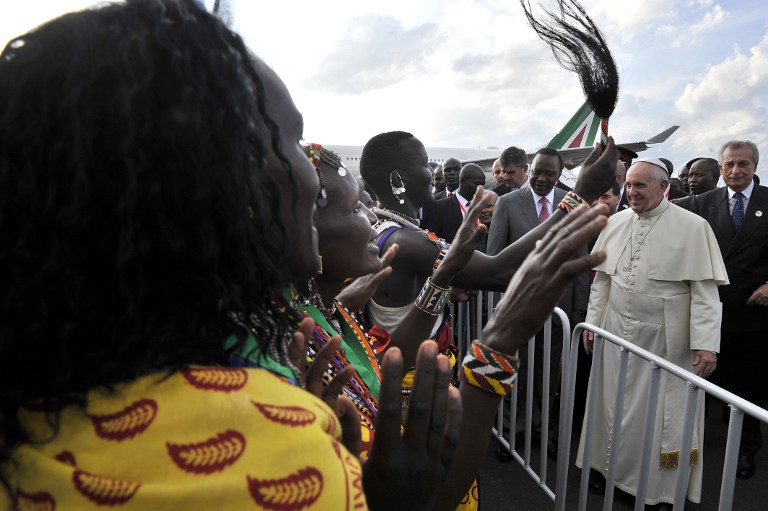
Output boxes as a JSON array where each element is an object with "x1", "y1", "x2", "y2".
[
  {"x1": 464, "y1": 126, "x2": 680, "y2": 172},
  {"x1": 554, "y1": 125, "x2": 681, "y2": 168}
]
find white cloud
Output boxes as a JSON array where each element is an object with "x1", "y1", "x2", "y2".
[
  {"x1": 689, "y1": 4, "x2": 727, "y2": 35},
  {"x1": 673, "y1": 29, "x2": 768, "y2": 158}
]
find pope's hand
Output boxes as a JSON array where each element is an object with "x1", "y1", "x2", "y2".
[{"x1": 692, "y1": 350, "x2": 717, "y2": 379}]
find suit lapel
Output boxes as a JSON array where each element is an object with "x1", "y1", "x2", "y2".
[
  {"x1": 517, "y1": 188, "x2": 539, "y2": 229},
  {"x1": 729, "y1": 185, "x2": 768, "y2": 255},
  {"x1": 450, "y1": 196, "x2": 463, "y2": 225},
  {"x1": 709, "y1": 188, "x2": 736, "y2": 255},
  {"x1": 618, "y1": 190, "x2": 630, "y2": 211}
]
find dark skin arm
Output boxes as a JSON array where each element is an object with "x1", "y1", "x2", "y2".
[
  {"x1": 387, "y1": 187, "x2": 493, "y2": 372},
  {"x1": 433, "y1": 203, "x2": 610, "y2": 510},
  {"x1": 374, "y1": 139, "x2": 618, "y2": 306},
  {"x1": 363, "y1": 341, "x2": 462, "y2": 511}
]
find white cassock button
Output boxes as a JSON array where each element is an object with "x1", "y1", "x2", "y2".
[{"x1": 757, "y1": 211, "x2": 763, "y2": 217}]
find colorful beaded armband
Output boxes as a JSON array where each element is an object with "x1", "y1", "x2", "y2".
[
  {"x1": 414, "y1": 277, "x2": 451, "y2": 316},
  {"x1": 459, "y1": 340, "x2": 519, "y2": 396},
  {"x1": 557, "y1": 190, "x2": 586, "y2": 213},
  {"x1": 432, "y1": 248, "x2": 447, "y2": 275}
]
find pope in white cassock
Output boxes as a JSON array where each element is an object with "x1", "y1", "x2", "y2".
[{"x1": 576, "y1": 158, "x2": 728, "y2": 507}]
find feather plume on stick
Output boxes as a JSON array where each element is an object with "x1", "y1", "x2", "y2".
[{"x1": 520, "y1": 0, "x2": 618, "y2": 144}]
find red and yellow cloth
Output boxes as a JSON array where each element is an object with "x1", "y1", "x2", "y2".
[{"x1": 2, "y1": 367, "x2": 366, "y2": 510}]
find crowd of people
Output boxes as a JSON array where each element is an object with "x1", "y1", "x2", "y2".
[
  {"x1": 0, "y1": 1, "x2": 765, "y2": 511},
  {"x1": 426, "y1": 137, "x2": 765, "y2": 510},
  {"x1": 0, "y1": 1, "x2": 617, "y2": 510}
]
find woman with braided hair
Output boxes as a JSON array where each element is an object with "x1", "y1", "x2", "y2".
[
  {"x1": 0, "y1": 1, "x2": 616, "y2": 510},
  {"x1": 0, "y1": 2, "x2": 462, "y2": 509}
]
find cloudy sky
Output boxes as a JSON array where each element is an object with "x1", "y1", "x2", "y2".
[{"x1": 3, "y1": 0, "x2": 768, "y2": 177}]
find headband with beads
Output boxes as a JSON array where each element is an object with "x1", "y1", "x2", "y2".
[{"x1": 305, "y1": 143, "x2": 348, "y2": 207}]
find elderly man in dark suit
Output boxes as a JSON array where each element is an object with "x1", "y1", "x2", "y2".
[
  {"x1": 487, "y1": 147, "x2": 589, "y2": 459},
  {"x1": 422, "y1": 163, "x2": 485, "y2": 242},
  {"x1": 677, "y1": 140, "x2": 768, "y2": 479}
]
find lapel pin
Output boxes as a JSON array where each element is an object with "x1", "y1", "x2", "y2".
[{"x1": 757, "y1": 211, "x2": 763, "y2": 217}]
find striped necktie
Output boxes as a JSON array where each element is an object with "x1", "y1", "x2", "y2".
[{"x1": 539, "y1": 196, "x2": 550, "y2": 223}]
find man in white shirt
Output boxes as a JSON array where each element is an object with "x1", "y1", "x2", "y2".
[
  {"x1": 676, "y1": 140, "x2": 768, "y2": 480},
  {"x1": 488, "y1": 148, "x2": 589, "y2": 458},
  {"x1": 422, "y1": 163, "x2": 485, "y2": 242}
]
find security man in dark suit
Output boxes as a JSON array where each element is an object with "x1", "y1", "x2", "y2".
[
  {"x1": 422, "y1": 163, "x2": 485, "y2": 242},
  {"x1": 676, "y1": 140, "x2": 768, "y2": 480}
]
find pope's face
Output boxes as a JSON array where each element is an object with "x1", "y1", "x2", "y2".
[{"x1": 625, "y1": 163, "x2": 667, "y2": 214}]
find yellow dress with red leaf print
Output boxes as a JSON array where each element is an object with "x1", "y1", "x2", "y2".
[{"x1": 1, "y1": 367, "x2": 367, "y2": 510}]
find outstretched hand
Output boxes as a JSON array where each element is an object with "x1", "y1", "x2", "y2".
[
  {"x1": 335, "y1": 244, "x2": 399, "y2": 312},
  {"x1": 573, "y1": 137, "x2": 619, "y2": 203},
  {"x1": 363, "y1": 341, "x2": 462, "y2": 511},
  {"x1": 433, "y1": 187, "x2": 491, "y2": 284},
  {"x1": 482, "y1": 204, "x2": 609, "y2": 355},
  {"x1": 289, "y1": 317, "x2": 361, "y2": 456}
]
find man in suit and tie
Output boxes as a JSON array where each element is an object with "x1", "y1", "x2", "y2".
[
  {"x1": 422, "y1": 163, "x2": 486, "y2": 243},
  {"x1": 488, "y1": 147, "x2": 589, "y2": 459},
  {"x1": 491, "y1": 146, "x2": 529, "y2": 197},
  {"x1": 677, "y1": 140, "x2": 768, "y2": 479},
  {"x1": 433, "y1": 158, "x2": 461, "y2": 200}
]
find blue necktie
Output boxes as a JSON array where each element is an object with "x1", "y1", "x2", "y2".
[{"x1": 732, "y1": 192, "x2": 745, "y2": 231}]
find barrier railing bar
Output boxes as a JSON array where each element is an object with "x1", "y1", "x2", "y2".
[
  {"x1": 577, "y1": 334, "x2": 604, "y2": 511},
  {"x1": 633, "y1": 363, "x2": 661, "y2": 511},
  {"x1": 540, "y1": 317, "x2": 553, "y2": 484},
  {"x1": 672, "y1": 383, "x2": 700, "y2": 508},
  {"x1": 718, "y1": 407, "x2": 743, "y2": 511},
  {"x1": 603, "y1": 347, "x2": 630, "y2": 511}
]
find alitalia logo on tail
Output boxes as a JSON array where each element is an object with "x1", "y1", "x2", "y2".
[{"x1": 546, "y1": 101, "x2": 602, "y2": 150}]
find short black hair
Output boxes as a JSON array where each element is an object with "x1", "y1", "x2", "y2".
[
  {"x1": 685, "y1": 157, "x2": 704, "y2": 170},
  {"x1": 0, "y1": 0, "x2": 295, "y2": 466},
  {"x1": 500, "y1": 146, "x2": 528, "y2": 168},
  {"x1": 360, "y1": 130, "x2": 415, "y2": 191},
  {"x1": 533, "y1": 147, "x2": 564, "y2": 173},
  {"x1": 691, "y1": 157, "x2": 720, "y2": 178}
]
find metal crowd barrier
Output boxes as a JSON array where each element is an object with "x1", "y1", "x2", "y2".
[
  {"x1": 455, "y1": 292, "x2": 571, "y2": 500},
  {"x1": 452, "y1": 292, "x2": 768, "y2": 511},
  {"x1": 561, "y1": 324, "x2": 768, "y2": 511}
]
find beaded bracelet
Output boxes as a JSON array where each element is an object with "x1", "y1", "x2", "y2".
[
  {"x1": 432, "y1": 248, "x2": 447, "y2": 275},
  {"x1": 459, "y1": 340, "x2": 520, "y2": 396},
  {"x1": 557, "y1": 190, "x2": 586, "y2": 213},
  {"x1": 414, "y1": 277, "x2": 451, "y2": 315}
]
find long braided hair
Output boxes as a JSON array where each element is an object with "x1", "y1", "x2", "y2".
[{"x1": 0, "y1": 0, "x2": 294, "y2": 467}]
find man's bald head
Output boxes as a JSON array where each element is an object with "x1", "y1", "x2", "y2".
[
  {"x1": 491, "y1": 158, "x2": 502, "y2": 185},
  {"x1": 458, "y1": 163, "x2": 486, "y2": 199},
  {"x1": 615, "y1": 158, "x2": 627, "y2": 186}
]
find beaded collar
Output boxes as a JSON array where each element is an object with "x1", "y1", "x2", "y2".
[{"x1": 374, "y1": 207, "x2": 420, "y2": 228}]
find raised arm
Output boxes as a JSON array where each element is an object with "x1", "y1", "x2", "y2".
[
  {"x1": 387, "y1": 188, "x2": 494, "y2": 371},
  {"x1": 449, "y1": 138, "x2": 618, "y2": 291},
  {"x1": 434, "y1": 203, "x2": 610, "y2": 510}
]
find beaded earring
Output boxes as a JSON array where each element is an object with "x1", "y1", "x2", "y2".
[
  {"x1": 307, "y1": 143, "x2": 328, "y2": 207},
  {"x1": 306, "y1": 143, "x2": 347, "y2": 207},
  {"x1": 390, "y1": 170, "x2": 406, "y2": 204}
]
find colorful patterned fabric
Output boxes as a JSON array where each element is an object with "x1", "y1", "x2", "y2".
[
  {"x1": 1, "y1": 367, "x2": 367, "y2": 510},
  {"x1": 298, "y1": 301, "x2": 381, "y2": 459}
]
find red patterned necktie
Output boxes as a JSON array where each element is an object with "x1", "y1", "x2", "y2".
[{"x1": 539, "y1": 196, "x2": 550, "y2": 223}]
